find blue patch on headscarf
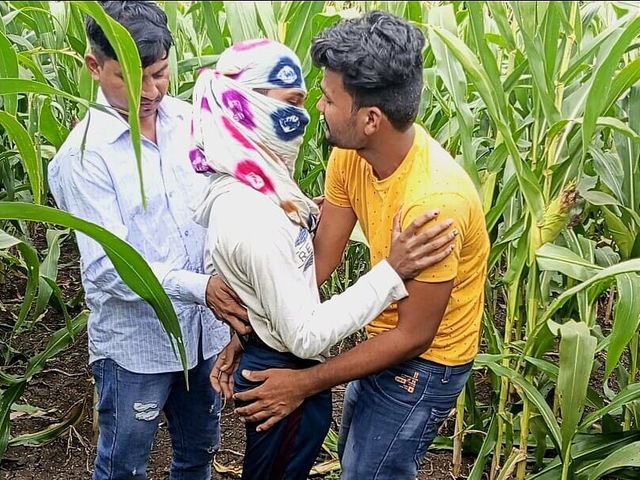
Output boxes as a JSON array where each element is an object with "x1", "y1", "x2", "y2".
[
  {"x1": 268, "y1": 57, "x2": 303, "y2": 88},
  {"x1": 271, "y1": 106, "x2": 309, "y2": 141}
]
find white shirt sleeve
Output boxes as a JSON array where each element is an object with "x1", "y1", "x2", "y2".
[
  {"x1": 48, "y1": 149, "x2": 209, "y2": 306},
  {"x1": 230, "y1": 223, "x2": 408, "y2": 359}
]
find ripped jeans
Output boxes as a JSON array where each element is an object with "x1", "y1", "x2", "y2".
[{"x1": 91, "y1": 356, "x2": 221, "y2": 480}]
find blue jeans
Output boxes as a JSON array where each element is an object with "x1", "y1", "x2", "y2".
[
  {"x1": 91, "y1": 356, "x2": 221, "y2": 480},
  {"x1": 234, "y1": 343, "x2": 332, "y2": 480},
  {"x1": 338, "y1": 357, "x2": 472, "y2": 479}
]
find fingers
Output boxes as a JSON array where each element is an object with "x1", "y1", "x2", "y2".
[
  {"x1": 237, "y1": 409, "x2": 274, "y2": 424},
  {"x1": 219, "y1": 371, "x2": 233, "y2": 401},
  {"x1": 224, "y1": 315, "x2": 252, "y2": 335},
  {"x1": 414, "y1": 219, "x2": 455, "y2": 243},
  {"x1": 233, "y1": 394, "x2": 263, "y2": 412},
  {"x1": 221, "y1": 280, "x2": 243, "y2": 303},
  {"x1": 235, "y1": 404, "x2": 287, "y2": 432},
  {"x1": 207, "y1": 275, "x2": 250, "y2": 321},
  {"x1": 227, "y1": 305, "x2": 250, "y2": 322},
  {"x1": 392, "y1": 209, "x2": 402, "y2": 236},
  {"x1": 242, "y1": 369, "x2": 268, "y2": 382},
  {"x1": 210, "y1": 364, "x2": 222, "y2": 393},
  {"x1": 232, "y1": 370, "x2": 268, "y2": 402},
  {"x1": 401, "y1": 209, "x2": 440, "y2": 237},
  {"x1": 210, "y1": 351, "x2": 231, "y2": 391},
  {"x1": 413, "y1": 225, "x2": 457, "y2": 253},
  {"x1": 208, "y1": 303, "x2": 221, "y2": 320},
  {"x1": 413, "y1": 244, "x2": 455, "y2": 270},
  {"x1": 256, "y1": 416, "x2": 281, "y2": 432},
  {"x1": 210, "y1": 373, "x2": 221, "y2": 393}
]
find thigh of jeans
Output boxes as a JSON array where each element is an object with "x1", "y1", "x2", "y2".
[
  {"x1": 163, "y1": 356, "x2": 221, "y2": 477},
  {"x1": 337, "y1": 380, "x2": 362, "y2": 461},
  {"x1": 234, "y1": 346, "x2": 329, "y2": 480},
  {"x1": 340, "y1": 360, "x2": 472, "y2": 480},
  {"x1": 91, "y1": 359, "x2": 173, "y2": 480}
]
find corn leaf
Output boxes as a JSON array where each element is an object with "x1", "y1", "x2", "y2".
[
  {"x1": 9, "y1": 400, "x2": 84, "y2": 447},
  {"x1": 582, "y1": 16, "x2": 640, "y2": 155},
  {"x1": 536, "y1": 243, "x2": 601, "y2": 282},
  {"x1": 587, "y1": 441, "x2": 640, "y2": 480},
  {"x1": 553, "y1": 320, "x2": 597, "y2": 458},
  {"x1": 0, "y1": 112, "x2": 42, "y2": 204},
  {"x1": 0, "y1": 29, "x2": 18, "y2": 116},
  {"x1": 0, "y1": 203, "x2": 188, "y2": 379},
  {"x1": 606, "y1": 274, "x2": 640, "y2": 378},
  {"x1": 72, "y1": 1, "x2": 145, "y2": 206}
]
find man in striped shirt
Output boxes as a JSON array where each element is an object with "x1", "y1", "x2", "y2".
[{"x1": 48, "y1": 2, "x2": 233, "y2": 479}]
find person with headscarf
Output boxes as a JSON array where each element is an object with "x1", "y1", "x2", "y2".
[{"x1": 190, "y1": 39, "x2": 454, "y2": 479}]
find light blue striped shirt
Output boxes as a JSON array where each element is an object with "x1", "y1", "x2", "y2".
[{"x1": 48, "y1": 91, "x2": 229, "y2": 373}]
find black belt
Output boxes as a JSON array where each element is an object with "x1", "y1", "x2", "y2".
[{"x1": 238, "y1": 332, "x2": 278, "y2": 352}]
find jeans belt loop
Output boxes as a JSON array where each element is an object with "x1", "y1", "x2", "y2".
[{"x1": 441, "y1": 365, "x2": 452, "y2": 384}]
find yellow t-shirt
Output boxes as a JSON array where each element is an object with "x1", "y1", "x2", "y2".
[{"x1": 324, "y1": 125, "x2": 490, "y2": 365}]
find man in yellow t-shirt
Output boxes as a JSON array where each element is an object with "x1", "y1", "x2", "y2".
[
  {"x1": 234, "y1": 11, "x2": 490, "y2": 479},
  {"x1": 324, "y1": 126, "x2": 488, "y2": 368}
]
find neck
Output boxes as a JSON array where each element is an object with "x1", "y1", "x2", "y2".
[
  {"x1": 111, "y1": 104, "x2": 158, "y2": 144},
  {"x1": 358, "y1": 125, "x2": 416, "y2": 180},
  {"x1": 139, "y1": 113, "x2": 158, "y2": 143}
]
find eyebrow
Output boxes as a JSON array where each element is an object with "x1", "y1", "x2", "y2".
[
  {"x1": 319, "y1": 84, "x2": 332, "y2": 101},
  {"x1": 151, "y1": 65, "x2": 168, "y2": 75}
]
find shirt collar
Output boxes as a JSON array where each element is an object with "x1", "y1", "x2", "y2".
[{"x1": 89, "y1": 89, "x2": 185, "y2": 144}]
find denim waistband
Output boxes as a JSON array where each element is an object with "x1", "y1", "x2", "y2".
[
  {"x1": 403, "y1": 357, "x2": 474, "y2": 375},
  {"x1": 242, "y1": 342, "x2": 320, "y2": 370}
]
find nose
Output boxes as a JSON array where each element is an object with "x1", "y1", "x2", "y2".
[
  {"x1": 141, "y1": 77, "x2": 160, "y2": 101},
  {"x1": 316, "y1": 97, "x2": 325, "y2": 112}
]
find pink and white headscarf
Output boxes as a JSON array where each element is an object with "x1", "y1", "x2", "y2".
[{"x1": 190, "y1": 39, "x2": 319, "y2": 228}]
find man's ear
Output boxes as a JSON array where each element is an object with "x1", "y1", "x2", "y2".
[
  {"x1": 85, "y1": 53, "x2": 102, "y2": 81},
  {"x1": 363, "y1": 106, "x2": 383, "y2": 136}
]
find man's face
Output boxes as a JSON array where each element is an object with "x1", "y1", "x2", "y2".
[
  {"x1": 316, "y1": 69, "x2": 366, "y2": 150},
  {"x1": 85, "y1": 53, "x2": 170, "y2": 119}
]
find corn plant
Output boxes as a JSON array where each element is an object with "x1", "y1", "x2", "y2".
[{"x1": 417, "y1": 2, "x2": 640, "y2": 478}]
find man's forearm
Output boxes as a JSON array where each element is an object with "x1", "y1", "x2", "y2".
[
  {"x1": 299, "y1": 328, "x2": 432, "y2": 397},
  {"x1": 313, "y1": 243, "x2": 344, "y2": 287}
]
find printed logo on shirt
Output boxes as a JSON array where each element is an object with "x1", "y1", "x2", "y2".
[
  {"x1": 295, "y1": 227, "x2": 314, "y2": 272},
  {"x1": 295, "y1": 226, "x2": 309, "y2": 246}
]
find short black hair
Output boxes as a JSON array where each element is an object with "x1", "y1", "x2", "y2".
[
  {"x1": 311, "y1": 10, "x2": 425, "y2": 131},
  {"x1": 86, "y1": 1, "x2": 173, "y2": 68}
]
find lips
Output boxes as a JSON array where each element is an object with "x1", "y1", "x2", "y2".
[{"x1": 141, "y1": 99, "x2": 160, "y2": 109}]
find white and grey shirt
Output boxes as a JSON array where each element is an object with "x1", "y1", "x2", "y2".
[{"x1": 194, "y1": 177, "x2": 408, "y2": 361}]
